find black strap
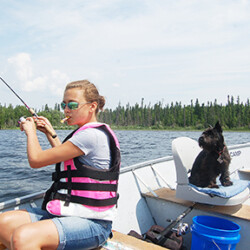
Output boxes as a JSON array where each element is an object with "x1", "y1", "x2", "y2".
[
  {"x1": 62, "y1": 129, "x2": 78, "y2": 143},
  {"x1": 56, "y1": 182, "x2": 118, "y2": 191},
  {"x1": 64, "y1": 165, "x2": 72, "y2": 206},
  {"x1": 52, "y1": 168, "x2": 119, "y2": 181},
  {"x1": 54, "y1": 193, "x2": 118, "y2": 207}
]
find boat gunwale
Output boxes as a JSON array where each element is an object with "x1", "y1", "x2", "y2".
[
  {"x1": 1, "y1": 141, "x2": 249, "y2": 211},
  {"x1": 0, "y1": 156, "x2": 173, "y2": 211},
  {"x1": 121, "y1": 155, "x2": 173, "y2": 173},
  {"x1": 0, "y1": 191, "x2": 44, "y2": 211}
]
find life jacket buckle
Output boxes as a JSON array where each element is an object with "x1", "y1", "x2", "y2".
[{"x1": 64, "y1": 193, "x2": 71, "y2": 207}]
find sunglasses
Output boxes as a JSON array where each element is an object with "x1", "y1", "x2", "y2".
[{"x1": 60, "y1": 101, "x2": 90, "y2": 110}]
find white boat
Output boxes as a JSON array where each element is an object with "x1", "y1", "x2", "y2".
[{"x1": 0, "y1": 137, "x2": 249, "y2": 250}]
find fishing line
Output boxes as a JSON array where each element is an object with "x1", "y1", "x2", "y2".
[
  {"x1": 0, "y1": 76, "x2": 30, "y2": 110},
  {"x1": 0, "y1": 76, "x2": 57, "y2": 138}
]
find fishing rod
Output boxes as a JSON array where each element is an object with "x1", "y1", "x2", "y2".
[
  {"x1": 155, "y1": 203, "x2": 196, "y2": 246},
  {"x1": 0, "y1": 76, "x2": 57, "y2": 138}
]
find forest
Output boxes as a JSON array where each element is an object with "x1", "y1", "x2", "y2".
[{"x1": 0, "y1": 96, "x2": 249, "y2": 130}]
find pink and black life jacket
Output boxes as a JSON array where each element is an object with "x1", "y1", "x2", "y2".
[{"x1": 42, "y1": 123, "x2": 120, "y2": 212}]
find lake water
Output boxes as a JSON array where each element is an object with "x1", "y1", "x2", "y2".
[{"x1": 0, "y1": 129, "x2": 250, "y2": 203}]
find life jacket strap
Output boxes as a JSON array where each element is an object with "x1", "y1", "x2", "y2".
[
  {"x1": 55, "y1": 182, "x2": 118, "y2": 191},
  {"x1": 64, "y1": 165, "x2": 72, "y2": 207},
  {"x1": 52, "y1": 168, "x2": 119, "y2": 181},
  {"x1": 53, "y1": 193, "x2": 119, "y2": 207}
]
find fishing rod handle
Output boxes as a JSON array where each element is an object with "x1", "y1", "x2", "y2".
[
  {"x1": 43, "y1": 124, "x2": 57, "y2": 138},
  {"x1": 29, "y1": 108, "x2": 57, "y2": 138}
]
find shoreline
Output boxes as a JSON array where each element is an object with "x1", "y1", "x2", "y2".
[{"x1": 1, "y1": 126, "x2": 250, "y2": 132}]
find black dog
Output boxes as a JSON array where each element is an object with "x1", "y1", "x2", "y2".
[{"x1": 189, "y1": 122, "x2": 233, "y2": 188}]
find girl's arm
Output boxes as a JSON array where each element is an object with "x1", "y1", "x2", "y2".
[
  {"x1": 34, "y1": 116, "x2": 61, "y2": 147},
  {"x1": 21, "y1": 117, "x2": 83, "y2": 168}
]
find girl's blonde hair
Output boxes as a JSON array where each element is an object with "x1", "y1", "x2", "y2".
[{"x1": 65, "y1": 80, "x2": 105, "y2": 114}]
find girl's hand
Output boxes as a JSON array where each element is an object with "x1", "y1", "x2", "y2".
[
  {"x1": 34, "y1": 116, "x2": 60, "y2": 146},
  {"x1": 34, "y1": 116, "x2": 53, "y2": 134},
  {"x1": 20, "y1": 117, "x2": 36, "y2": 136}
]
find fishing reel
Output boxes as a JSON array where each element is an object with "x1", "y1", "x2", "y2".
[
  {"x1": 19, "y1": 116, "x2": 26, "y2": 122},
  {"x1": 17, "y1": 116, "x2": 26, "y2": 126},
  {"x1": 172, "y1": 222, "x2": 189, "y2": 236}
]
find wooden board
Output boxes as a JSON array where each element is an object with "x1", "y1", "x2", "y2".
[
  {"x1": 1, "y1": 231, "x2": 167, "y2": 250},
  {"x1": 98, "y1": 230, "x2": 167, "y2": 250},
  {"x1": 144, "y1": 188, "x2": 250, "y2": 221},
  {"x1": 238, "y1": 169, "x2": 250, "y2": 173}
]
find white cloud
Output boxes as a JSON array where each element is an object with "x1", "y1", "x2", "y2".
[
  {"x1": 113, "y1": 83, "x2": 120, "y2": 88},
  {"x1": 24, "y1": 76, "x2": 48, "y2": 92},
  {"x1": 8, "y1": 53, "x2": 33, "y2": 82},
  {"x1": 7, "y1": 53, "x2": 69, "y2": 96},
  {"x1": 50, "y1": 70, "x2": 70, "y2": 96},
  {"x1": 1, "y1": 0, "x2": 250, "y2": 109}
]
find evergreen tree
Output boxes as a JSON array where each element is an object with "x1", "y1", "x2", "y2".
[{"x1": 0, "y1": 96, "x2": 249, "y2": 130}]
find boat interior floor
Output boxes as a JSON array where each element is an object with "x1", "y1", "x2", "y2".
[
  {"x1": 97, "y1": 230, "x2": 168, "y2": 250},
  {"x1": 0, "y1": 232, "x2": 168, "y2": 250},
  {"x1": 0, "y1": 234, "x2": 167, "y2": 250},
  {"x1": 142, "y1": 187, "x2": 250, "y2": 221}
]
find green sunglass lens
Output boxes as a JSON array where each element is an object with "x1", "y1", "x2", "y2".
[
  {"x1": 60, "y1": 102, "x2": 79, "y2": 110},
  {"x1": 61, "y1": 102, "x2": 66, "y2": 109},
  {"x1": 68, "y1": 102, "x2": 79, "y2": 110}
]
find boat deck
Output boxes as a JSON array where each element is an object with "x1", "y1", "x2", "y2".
[
  {"x1": 143, "y1": 187, "x2": 250, "y2": 221},
  {"x1": 143, "y1": 187, "x2": 250, "y2": 250},
  {"x1": 0, "y1": 231, "x2": 168, "y2": 250},
  {"x1": 98, "y1": 230, "x2": 167, "y2": 250}
]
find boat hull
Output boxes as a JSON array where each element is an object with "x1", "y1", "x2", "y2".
[{"x1": 0, "y1": 142, "x2": 249, "y2": 249}]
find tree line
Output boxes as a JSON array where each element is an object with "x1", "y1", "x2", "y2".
[{"x1": 0, "y1": 96, "x2": 249, "y2": 130}]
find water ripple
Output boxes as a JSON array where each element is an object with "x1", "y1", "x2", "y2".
[{"x1": 0, "y1": 129, "x2": 249, "y2": 202}]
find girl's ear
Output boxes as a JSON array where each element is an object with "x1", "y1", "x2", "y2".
[{"x1": 89, "y1": 101, "x2": 98, "y2": 113}]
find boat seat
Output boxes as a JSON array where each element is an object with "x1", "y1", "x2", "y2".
[{"x1": 172, "y1": 137, "x2": 249, "y2": 206}]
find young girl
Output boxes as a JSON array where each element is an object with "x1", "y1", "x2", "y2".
[{"x1": 0, "y1": 80, "x2": 120, "y2": 250}]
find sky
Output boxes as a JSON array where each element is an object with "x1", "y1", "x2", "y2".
[{"x1": 0, "y1": 0, "x2": 250, "y2": 111}]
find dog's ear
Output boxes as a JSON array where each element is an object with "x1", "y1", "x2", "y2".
[{"x1": 214, "y1": 121, "x2": 222, "y2": 133}]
